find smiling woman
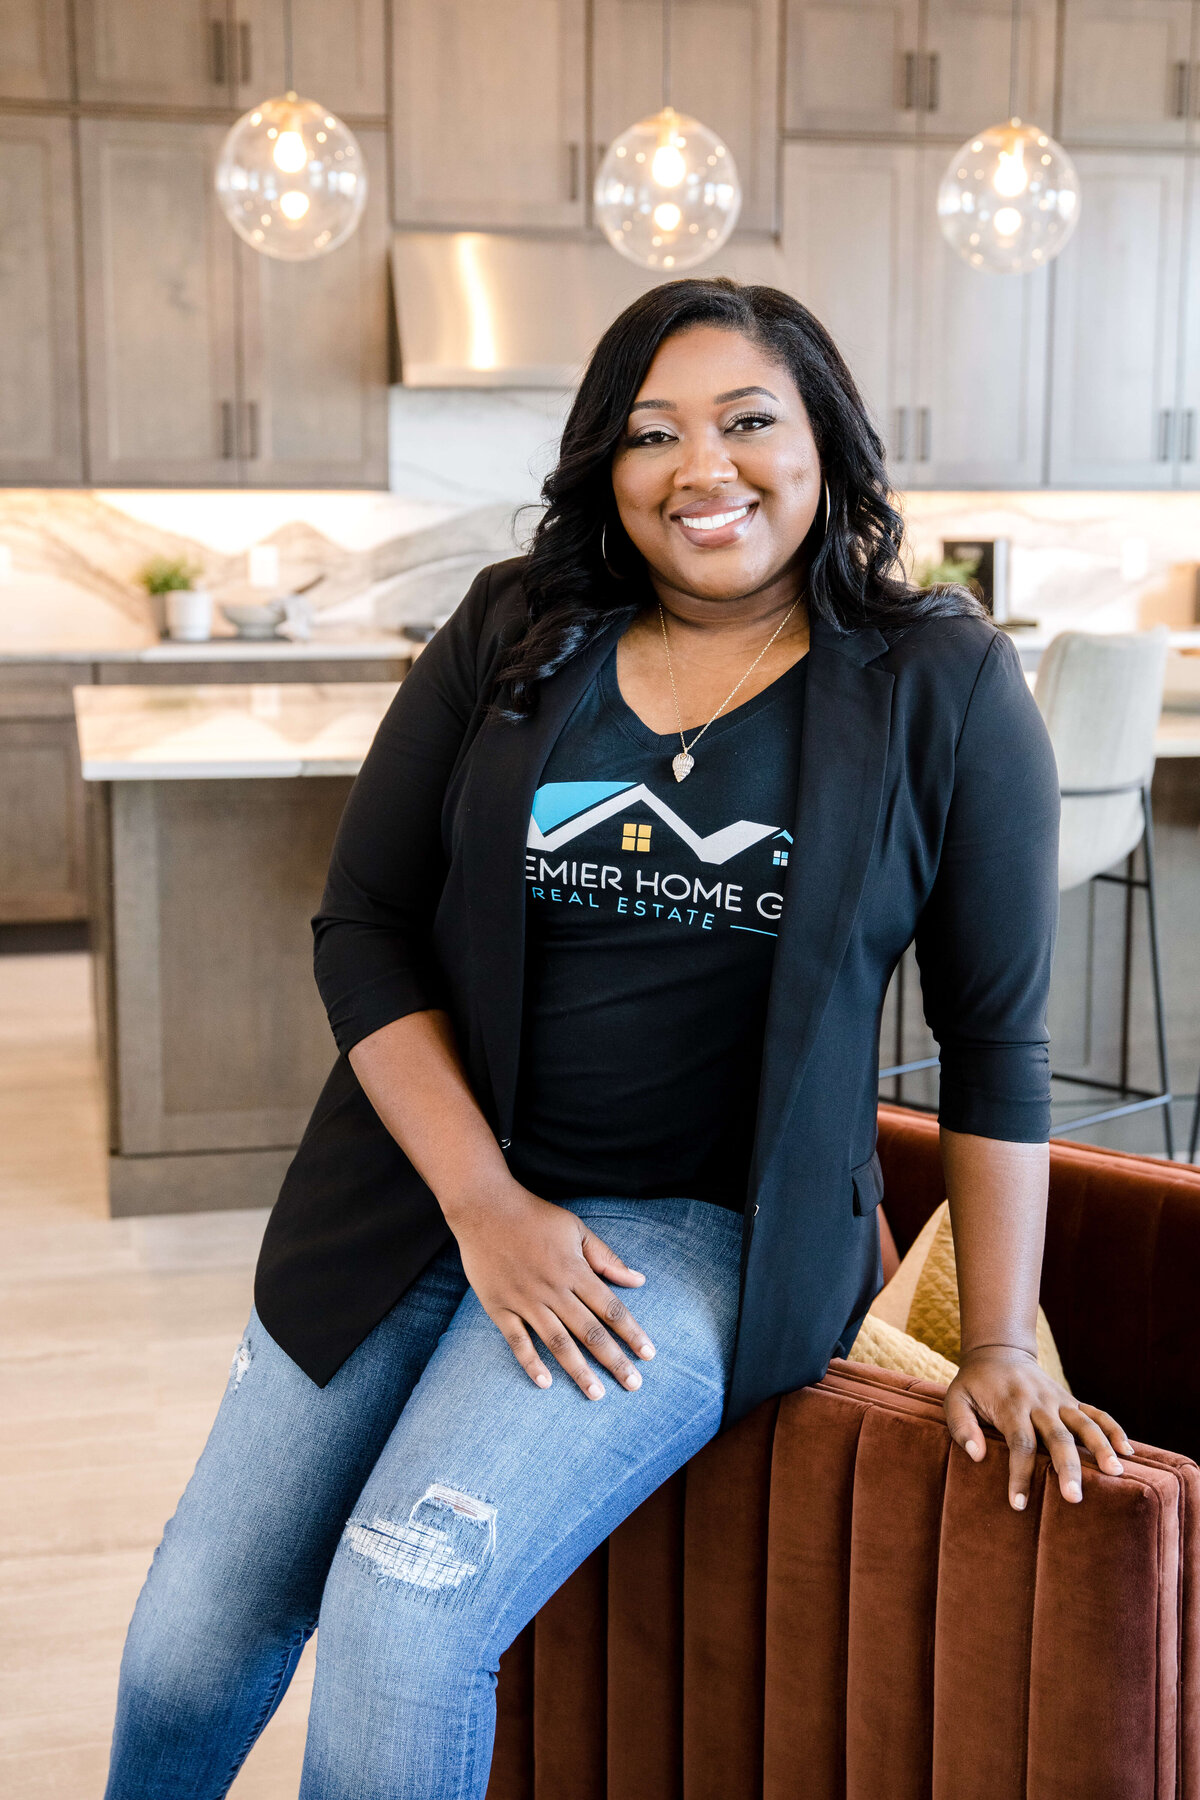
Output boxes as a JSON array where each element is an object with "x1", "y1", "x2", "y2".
[{"x1": 103, "y1": 279, "x2": 1130, "y2": 1800}]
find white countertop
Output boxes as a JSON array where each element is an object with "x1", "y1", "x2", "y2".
[
  {"x1": 1, "y1": 632, "x2": 414, "y2": 665},
  {"x1": 76, "y1": 673, "x2": 1200, "y2": 782},
  {"x1": 74, "y1": 681, "x2": 402, "y2": 779}
]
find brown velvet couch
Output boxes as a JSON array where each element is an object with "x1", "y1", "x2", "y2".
[{"x1": 485, "y1": 1104, "x2": 1200, "y2": 1799}]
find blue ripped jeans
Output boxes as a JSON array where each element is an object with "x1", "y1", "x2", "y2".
[{"x1": 104, "y1": 1197, "x2": 743, "y2": 1800}]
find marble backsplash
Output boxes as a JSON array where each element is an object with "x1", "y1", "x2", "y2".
[{"x1": 0, "y1": 380, "x2": 1199, "y2": 649}]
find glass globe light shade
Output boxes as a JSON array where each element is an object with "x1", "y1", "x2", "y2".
[
  {"x1": 215, "y1": 93, "x2": 367, "y2": 262},
  {"x1": 937, "y1": 118, "x2": 1080, "y2": 274},
  {"x1": 593, "y1": 107, "x2": 741, "y2": 271}
]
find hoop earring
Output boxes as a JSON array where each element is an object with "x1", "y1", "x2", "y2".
[
  {"x1": 823, "y1": 479, "x2": 832, "y2": 533},
  {"x1": 600, "y1": 522, "x2": 625, "y2": 580}
]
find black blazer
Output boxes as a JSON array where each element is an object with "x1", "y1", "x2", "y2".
[{"x1": 255, "y1": 557, "x2": 1060, "y2": 1425}]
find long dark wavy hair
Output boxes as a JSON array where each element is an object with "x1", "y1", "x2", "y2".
[{"x1": 491, "y1": 277, "x2": 983, "y2": 719}]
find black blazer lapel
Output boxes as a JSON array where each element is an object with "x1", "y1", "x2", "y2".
[
  {"x1": 752, "y1": 617, "x2": 894, "y2": 1185},
  {"x1": 460, "y1": 618, "x2": 626, "y2": 1135}
]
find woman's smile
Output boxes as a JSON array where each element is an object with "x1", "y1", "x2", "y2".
[{"x1": 669, "y1": 496, "x2": 760, "y2": 549}]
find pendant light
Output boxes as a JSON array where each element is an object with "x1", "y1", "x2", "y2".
[
  {"x1": 937, "y1": 0, "x2": 1079, "y2": 274},
  {"x1": 593, "y1": 0, "x2": 742, "y2": 271},
  {"x1": 215, "y1": 0, "x2": 367, "y2": 262}
]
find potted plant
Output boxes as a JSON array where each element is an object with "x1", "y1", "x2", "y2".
[{"x1": 137, "y1": 555, "x2": 212, "y2": 642}]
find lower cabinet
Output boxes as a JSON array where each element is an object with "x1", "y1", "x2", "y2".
[
  {"x1": 0, "y1": 655, "x2": 407, "y2": 926},
  {"x1": 0, "y1": 666, "x2": 91, "y2": 923}
]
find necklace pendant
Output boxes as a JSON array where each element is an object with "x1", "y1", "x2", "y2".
[{"x1": 672, "y1": 751, "x2": 694, "y2": 783}]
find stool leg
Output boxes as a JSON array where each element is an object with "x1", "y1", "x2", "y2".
[
  {"x1": 1141, "y1": 785, "x2": 1175, "y2": 1160},
  {"x1": 1119, "y1": 848, "x2": 1135, "y2": 1096},
  {"x1": 1189, "y1": 1067, "x2": 1200, "y2": 1164}
]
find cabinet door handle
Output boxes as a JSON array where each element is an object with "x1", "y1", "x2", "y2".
[
  {"x1": 238, "y1": 21, "x2": 252, "y2": 85},
  {"x1": 220, "y1": 401, "x2": 235, "y2": 460},
  {"x1": 243, "y1": 401, "x2": 259, "y2": 461},
  {"x1": 901, "y1": 50, "x2": 918, "y2": 110},
  {"x1": 894, "y1": 406, "x2": 910, "y2": 460},
  {"x1": 917, "y1": 406, "x2": 932, "y2": 461},
  {"x1": 210, "y1": 19, "x2": 227, "y2": 85},
  {"x1": 1182, "y1": 409, "x2": 1196, "y2": 462},
  {"x1": 1157, "y1": 408, "x2": 1174, "y2": 460},
  {"x1": 1172, "y1": 59, "x2": 1191, "y2": 118},
  {"x1": 567, "y1": 142, "x2": 580, "y2": 203},
  {"x1": 924, "y1": 51, "x2": 940, "y2": 111}
]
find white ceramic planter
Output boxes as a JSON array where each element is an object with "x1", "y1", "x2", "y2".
[{"x1": 164, "y1": 588, "x2": 213, "y2": 643}]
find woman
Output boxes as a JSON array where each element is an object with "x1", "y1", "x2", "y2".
[{"x1": 105, "y1": 279, "x2": 1131, "y2": 1799}]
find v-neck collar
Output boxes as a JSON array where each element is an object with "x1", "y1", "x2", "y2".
[{"x1": 599, "y1": 640, "x2": 810, "y2": 755}]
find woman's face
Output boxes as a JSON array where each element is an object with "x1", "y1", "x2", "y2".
[{"x1": 610, "y1": 324, "x2": 822, "y2": 604}]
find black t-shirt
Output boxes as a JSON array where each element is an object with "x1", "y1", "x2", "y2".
[{"x1": 509, "y1": 642, "x2": 808, "y2": 1212}]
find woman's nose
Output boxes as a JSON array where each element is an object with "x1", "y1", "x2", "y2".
[{"x1": 671, "y1": 430, "x2": 738, "y2": 493}]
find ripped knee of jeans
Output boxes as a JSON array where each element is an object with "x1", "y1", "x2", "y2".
[
  {"x1": 227, "y1": 1335, "x2": 252, "y2": 1391},
  {"x1": 343, "y1": 1484, "x2": 498, "y2": 1592}
]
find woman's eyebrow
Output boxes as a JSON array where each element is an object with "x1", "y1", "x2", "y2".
[{"x1": 627, "y1": 384, "x2": 780, "y2": 415}]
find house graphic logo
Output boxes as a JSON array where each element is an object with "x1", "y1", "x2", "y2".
[{"x1": 528, "y1": 780, "x2": 779, "y2": 868}]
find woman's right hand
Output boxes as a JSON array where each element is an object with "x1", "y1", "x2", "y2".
[{"x1": 445, "y1": 1181, "x2": 656, "y2": 1399}]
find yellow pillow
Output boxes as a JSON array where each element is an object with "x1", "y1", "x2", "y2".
[
  {"x1": 868, "y1": 1199, "x2": 1066, "y2": 1386},
  {"x1": 846, "y1": 1311, "x2": 959, "y2": 1385}
]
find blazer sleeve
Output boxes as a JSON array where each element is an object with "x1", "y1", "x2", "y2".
[
  {"x1": 312, "y1": 563, "x2": 498, "y2": 1055},
  {"x1": 913, "y1": 628, "x2": 1061, "y2": 1142}
]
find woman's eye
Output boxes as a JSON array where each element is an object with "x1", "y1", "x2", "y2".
[
  {"x1": 628, "y1": 427, "x2": 675, "y2": 447},
  {"x1": 727, "y1": 412, "x2": 776, "y2": 433}
]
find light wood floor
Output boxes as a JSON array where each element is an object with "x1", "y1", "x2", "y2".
[{"x1": 0, "y1": 951, "x2": 314, "y2": 1797}]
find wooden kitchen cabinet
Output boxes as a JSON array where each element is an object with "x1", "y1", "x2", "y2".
[
  {"x1": 0, "y1": 0, "x2": 71, "y2": 100},
  {"x1": 237, "y1": 129, "x2": 389, "y2": 486},
  {"x1": 79, "y1": 119, "x2": 241, "y2": 486},
  {"x1": 231, "y1": 0, "x2": 386, "y2": 116},
  {"x1": 391, "y1": 0, "x2": 587, "y2": 227},
  {"x1": 592, "y1": 0, "x2": 780, "y2": 232},
  {"x1": 74, "y1": 0, "x2": 233, "y2": 107},
  {"x1": 918, "y1": 0, "x2": 1057, "y2": 140},
  {"x1": 0, "y1": 666, "x2": 90, "y2": 925},
  {"x1": 1048, "y1": 151, "x2": 1186, "y2": 487},
  {"x1": 1060, "y1": 0, "x2": 1198, "y2": 148},
  {"x1": 0, "y1": 116, "x2": 84, "y2": 485},
  {"x1": 907, "y1": 145, "x2": 1050, "y2": 487},
  {"x1": 785, "y1": 0, "x2": 922, "y2": 135},
  {"x1": 780, "y1": 142, "x2": 919, "y2": 478}
]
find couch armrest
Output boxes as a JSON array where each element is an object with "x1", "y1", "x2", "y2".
[{"x1": 876, "y1": 1105, "x2": 1200, "y2": 1462}]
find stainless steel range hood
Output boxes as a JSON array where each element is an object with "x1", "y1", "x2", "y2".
[{"x1": 390, "y1": 231, "x2": 789, "y2": 388}]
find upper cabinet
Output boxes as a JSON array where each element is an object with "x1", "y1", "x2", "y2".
[
  {"x1": 0, "y1": 0, "x2": 71, "y2": 101},
  {"x1": 74, "y1": 0, "x2": 386, "y2": 115},
  {"x1": 779, "y1": 142, "x2": 918, "y2": 477},
  {"x1": 785, "y1": 0, "x2": 1056, "y2": 137},
  {"x1": 780, "y1": 139, "x2": 1049, "y2": 489},
  {"x1": 1048, "y1": 151, "x2": 1187, "y2": 486},
  {"x1": 786, "y1": 0, "x2": 922, "y2": 135},
  {"x1": 79, "y1": 120, "x2": 241, "y2": 485},
  {"x1": 229, "y1": 0, "x2": 387, "y2": 116},
  {"x1": 1060, "y1": 0, "x2": 1199, "y2": 147},
  {"x1": 236, "y1": 129, "x2": 389, "y2": 486},
  {"x1": 0, "y1": 116, "x2": 84, "y2": 484},
  {"x1": 74, "y1": 0, "x2": 233, "y2": 107},
  {"x1": 918, "y1": 0, "x2": 1057, "y2": 140},
  {"x1": 78, "y1": 119, "x2": 389, "y2": 487},
  {"x1": 593, "y1": 0, "x2": 780, "y2": 232},
  {"x1": 1175, "y1": 166, "x2": 1200, "y2": 487},
  {"x1": 392, "y1": 0, "x2": 588, "y2": 228},
  {"x1": 908, "y1": 145, "x2": 1049, "y2": 486}
]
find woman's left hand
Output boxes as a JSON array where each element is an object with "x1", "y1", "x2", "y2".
[{"x1": 944, "y1": 1344, "x2": 1134, "y2": 1510}]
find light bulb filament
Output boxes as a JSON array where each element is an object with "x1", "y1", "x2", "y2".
[
  {"x1": 993, "y1": 141, "x2": 1029, "y2": 198},
  {"x1": 273, "y1": 129, "x2": 308, "y2": 174}
]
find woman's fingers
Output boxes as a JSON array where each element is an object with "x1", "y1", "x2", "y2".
[
  {"x1": 575, "y1": 1269, "x2": 655, "y2": 1361},
  {"x1": 531, "y1": 1305, "x2": 609, "y2": 1400},
  {"x1": 1062, "y1": 1404, "x2": 1125, "y2": 1476},
  {"x1": 560, "y1": 1294, "x2": 643, "y2": 1391},
  {"x1": 1032, "y1": 1406, "x2": 1084, "y2": 1502},
  {"x1": 999, "y1": 1414, "x2": 1041, "y2": 1510},
  {"x1": 579, "y1": 1228, "x2": 646, "y2": 1288},
  {"x1": 943, "y1": 1382, "x2": 987, "y2": 1463},
  {"x1": 496, "y1": 1310, "x2": 553, "y2": 1390},
  {"x1": 1076, "y1": 1400, "x2": 1135, "y2": 1459}
]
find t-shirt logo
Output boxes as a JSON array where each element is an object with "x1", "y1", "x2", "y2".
[{"x1": 529, "y1": 780, "x2": 778, "y2": 868}]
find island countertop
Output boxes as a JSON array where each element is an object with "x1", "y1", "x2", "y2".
[{"x1": 74, "y1": 680, "x2": 402, "y2": 780}]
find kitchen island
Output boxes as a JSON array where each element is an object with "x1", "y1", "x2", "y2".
[{"x1": 75, "y1": 679, "x2": 401, "y2": 1217}]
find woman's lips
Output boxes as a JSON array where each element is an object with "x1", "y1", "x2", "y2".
[{"x1": 671, "y1": 501, "x2": 758, "y2": 548}]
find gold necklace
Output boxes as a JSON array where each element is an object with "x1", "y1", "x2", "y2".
[{"x1": 657, "y1": 599, "x2": 801, "y2": 782}]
